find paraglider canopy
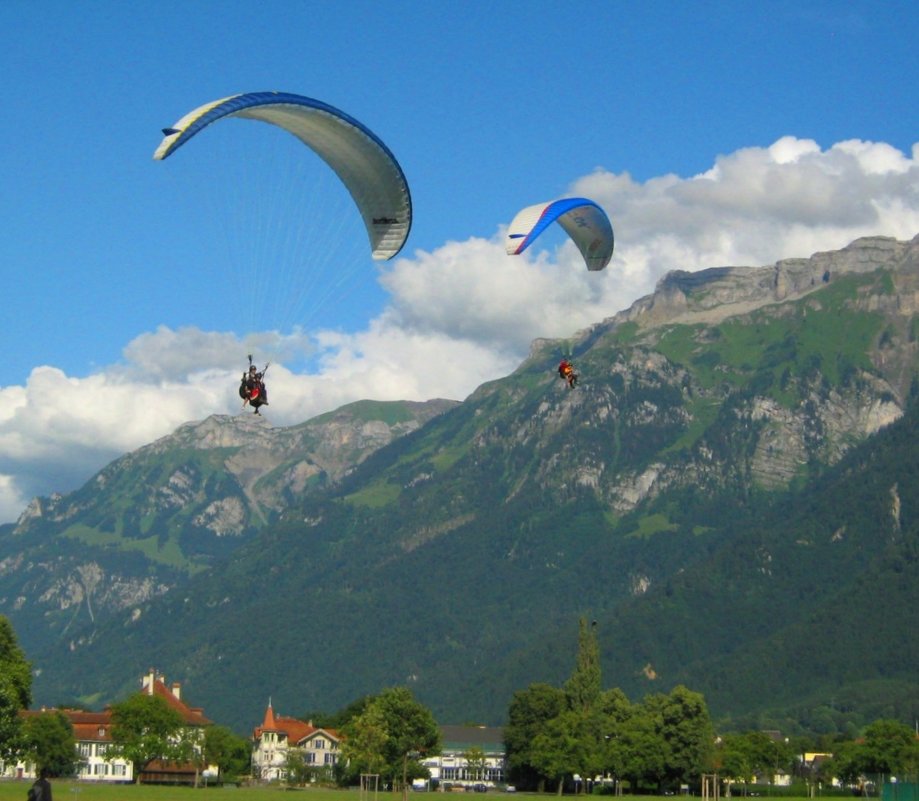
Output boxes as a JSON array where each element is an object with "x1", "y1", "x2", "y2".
[
  {"x1": 154, "y1": 91, "x2": 412, "y2": 261},
  {"x1": 505, "y1": 197, "x2": 614, "y2": 271}
]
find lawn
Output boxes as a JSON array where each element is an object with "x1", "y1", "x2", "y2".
[
  {"x1": 0, "y1": 781, "x2": 363, "y2": 801},
  {"x1": 0, "y1": 784, "x2": 831, "y2": 801}
]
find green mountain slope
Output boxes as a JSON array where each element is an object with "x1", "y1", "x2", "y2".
[
  {"x1": 17, "y1": 235, "x2": 919, "y2": 734},
  {"x1": 0, "y1": 399, "x2": 457, "y2": 656}
]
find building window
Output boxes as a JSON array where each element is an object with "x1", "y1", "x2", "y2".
[
  {"x1": 324, "y1": 754, "x2": 336, "y2": 765},
  {"x1": 314, "y1": 739, "x2": 325, "y2": 749},
  {"x1": 306, "y1": 753, "x2": 316, "y2": 765},
  {"x1": 79, "y1": 744, "x2": 92, "y2": 758}
]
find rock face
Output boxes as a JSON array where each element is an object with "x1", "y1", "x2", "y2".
[
  {"x1": 511, "y1": 235, "x2": 919, "y2": 512},
  {"x1": 0, "y1": 398, "x2": 458, "y2": 649},
  {"x1": 618, "y1": 236, "x2": 914, "y2": 326}
]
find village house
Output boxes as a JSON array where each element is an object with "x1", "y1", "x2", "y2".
[
  {"x1": 2, "y1": 669, "x2": 212, "y2": 784},
  {"x1": 251, "y1": 701, "x2": 342, "y2": 781},
  {"x1": 134, "y1": 668, "x2": 213, "y2": 783}
]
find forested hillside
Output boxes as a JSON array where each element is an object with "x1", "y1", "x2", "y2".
[{"x1": 12, "y1": 236, "x2": 919, "y2": 735}]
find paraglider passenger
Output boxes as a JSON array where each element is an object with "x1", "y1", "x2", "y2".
[
  {"x1": 558, "y1": 359, "x2": 578, "y2": 389},
  {"x1": 240, "y1": 362, "x2": 269, "y2": 414}
]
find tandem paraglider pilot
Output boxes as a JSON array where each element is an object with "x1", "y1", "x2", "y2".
[
  {"x1": 239, "y1": 357, "x2": 269, "y2": 415},
  {"x1": 558, "y1": 359, "x2": 578, "y2": 388}
]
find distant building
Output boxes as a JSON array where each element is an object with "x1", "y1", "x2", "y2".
[
  {"x1": 251, "y1": 702, "x2": 342, "y2": 782},
  {"x1": 68, "y1": 710, "x2": 133, "y2": 782},
  {"x1": 1, "y1": 668, "x2": 212, "y2": 784},
  {"x1": 421, "y1": 725, "x2": 506, "y2": 789},
  {"x1": 134, "y1": 668, "x2": 213, "y2": 783}
]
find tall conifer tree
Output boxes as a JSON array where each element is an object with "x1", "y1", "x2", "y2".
[{"x1": 564, "y1": 618, "x2": 601, "y2": 712}]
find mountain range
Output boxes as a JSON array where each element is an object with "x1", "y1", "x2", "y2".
[{"x1": 3, "y1": 234, "x2": 919, "y2": 735}]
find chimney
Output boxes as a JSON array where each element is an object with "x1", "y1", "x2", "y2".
[
  {"x1": 142, "y1": 669, "x2": 156, "y2": 695},
  {"x1": 171, "y1": 682, "x2": 181, "y2": 701}
]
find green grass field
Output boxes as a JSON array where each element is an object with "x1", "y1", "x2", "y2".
[
  {"x1": 0, "y1": 784, "x2": 831, "y2": 801},
  {"x1": 0, "y1": 781, "x2": 362, "y2": 801}
]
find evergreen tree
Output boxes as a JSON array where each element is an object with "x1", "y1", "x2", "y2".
[{"x1": 564, "y1": 618, "x2": 601, "y2": 713}]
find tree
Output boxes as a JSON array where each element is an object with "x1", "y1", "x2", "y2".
[
  {"x1": 564, "y1": 619, "x2": 601, "y2": 713},
  {"x1": 859, "y1": 719, "x2": 919, "y2": 780},
  {"x1": 204, "y1": 725, "x2": 251, "y2": 783},
  {"x1": 614, "y1": 706, "x2": 668, "y2": 792},
  {"x1": 342, "y1": 700, "x2": 390, "y2": 779},
  {"x1": 302, "y1": 695, "x2": 373, "y2": 730},
  {"x1": 0, "y1": 616, "x2": 31, "y2": 764},
  {"x1": 284, "y1": 748, "x2": 323, "y2": 787},
  {"x1": 652, "y1": 686, "x2": 715, "y2": 788},
  {"x1": 599, "y1": 689, "x2": 636, "y2": 787},
  {"x1": 529, "y1": 711, "x2": 583, "y2": 795},
  {"x1": 717, "y1": 733, "x2": 756, "y2": 789},
  {"x1": 463, "y1": 746, "x2": 487, "y2": 782},
  {"x1": 342, "y1": 687, "x2": 440, "y2": 786},
  {"x1": 23, "y1": 711, "x2": 78, "y2": 778},
  {"x1": 504, "y1": 683, "x2": 566, "y2": 790},
  {"x1": 109, "y1": 692, "x2": 187, "y2": 783}
]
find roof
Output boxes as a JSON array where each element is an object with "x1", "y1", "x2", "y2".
[
  {"x1": 440, "y1": 725, "x2": 505, "y2": 753},
  {"x1": 22, "y1": 709, "x2": 116, "y2": 742},
  {"x1": 144, "y1": 675, "x2": 211, "y2": 726},
  {"x1": 23, "y1": 671, "x2": 212, "y2": 743},
  {"x1": 253, "y1": 703, "x2": 341, "y2": 746},
  {"x1": 68, "y1": 711, "x2": 116, "y2": 742}
]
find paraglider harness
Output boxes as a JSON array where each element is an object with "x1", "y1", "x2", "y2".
[
  {"x1": 558, "y1": 359, "x2": 578, "y2": 388},
  {"x1": 240, "y1": 354, "x2": 270, "y2": 414}
]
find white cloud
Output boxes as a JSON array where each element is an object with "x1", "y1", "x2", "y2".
[{"x1": 2, "y1": 136, "x2": 917, "y2": 523}]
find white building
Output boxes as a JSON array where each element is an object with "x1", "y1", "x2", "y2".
[
  {"x1": 421, "y1": 725, "x2": 506, "y2": 789},
  {"x1": 251, "y1": 702, "x2": 342, "y2": 782},
  {"x1": 2, "y1": 669, "x2": 212, "y2": 784}
]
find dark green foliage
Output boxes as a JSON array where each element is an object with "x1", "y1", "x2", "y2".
[
  {"x1": 340, "y1": 687, "x2": 441, "y2": 785},
  {"x1": 0, "y1": 616, "x2": 31, "y2": 762},
  {"x1": 564, "y1": 619, "x2": 602, "y2": 713},
  {"x1": 204, "y1": 725, "x2": 252, "y2": 781},
  {"x1": 829, "y1": 719, "x2": 919, "y2": 783},
  {"x1": 109, "y1": 693, "x2": 188, "y2": 782},
  {"x1": 23, "y1": 710, "x2": 78, "y2": 777},
  {"x1": 505, "y1": 684, "x2": 567, "y2": 788}
]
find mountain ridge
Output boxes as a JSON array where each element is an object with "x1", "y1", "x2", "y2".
[{"x1": 4, "y1": 233, "x2": 919, "y2": 734}]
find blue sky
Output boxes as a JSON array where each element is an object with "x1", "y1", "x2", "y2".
[{"x1": 1, "y1": 0, "x2": 918, "y2": 522}]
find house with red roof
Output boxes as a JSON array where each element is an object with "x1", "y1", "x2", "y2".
[
  {"x1": 134, "y1": 668, "x2": 213, "y2": 783},
  {"x1": 3, "y1": 669, "x2": 213, "y2": 784},
  {"x1": 251, "y1": 701, "x2": 342, "y2": 782},
  {"x1": 67, "y1": 710, "x2": 133, "y2": 782}
]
